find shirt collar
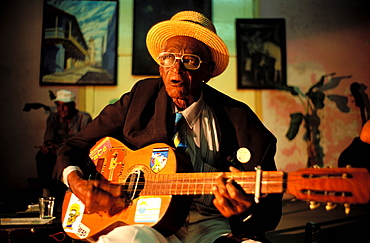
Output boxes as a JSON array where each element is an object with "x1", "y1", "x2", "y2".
[{"x1": 175, "y1": 91, "x2": 204, "y2": 129}]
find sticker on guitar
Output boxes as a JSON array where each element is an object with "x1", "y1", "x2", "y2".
[
  {"x1": 134, "y1": 197, "x2": 162, "y2": 223},
  {"x1": 150, "y1": 147, "x2": 169, "y2": 173},
  {"x1": 63, "y1": 193, "x2": 90, "y2": 238}
]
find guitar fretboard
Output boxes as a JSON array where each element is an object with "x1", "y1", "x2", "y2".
[{"x1": 140, "y1": 171, "x2": 285, "y2": 196}]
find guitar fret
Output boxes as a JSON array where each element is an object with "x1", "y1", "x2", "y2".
[
  {"x1": 176, "y1": 173, "x2": 180, "y2": 195},
  {"x1": 181, "y1": 174, "x2": 185, "y2": 194},
  {"x1": 168, "y1": 174, "x2": 173, "y2": 194},
  {"x1": 150, "y1": 175, "x2": 155, "y2": 195},
  {"x1": 188, "y1": 174, "x2": 191, "y2": 195},
  {"x1": 169, "y1": 174, "x2": 174, "y2": 195},
  {"x1": 182, "y1": 173, "x2": 189, "y2": 195},
  {"x1": 151, "y1": 175, "x2": 155, "y2": 194},
  {"x1": 236, "y1": 172, "x2": 255, "y2": 194},
  {"x1": 202, "y1": 173, "x2": 206, "y2": 194},
  {"x1": 160, "y1": 174, "x2": 164, "y2": 194},
  {"x1": 160, "y1": 174, "x2": 165, "y2": 195},
  {"x1": 194, "y1": 173, "x2": 197, "y2": 195},
  {"x1": 175, "y1": 174, "x2": 179, "y2": 195},
  {"x1": 187, "y1": 174, "x2": 192, "y2": 195},
  {"x1": 183, "y1": 174, "x2": 187, "y2": 195},
  {"x1": 202, "y1": 173, "x2": 207, "y2": 194},
  {"x1": 156, "y1": 174, "x2": 160, "y2": 195},
  {"x1": 159, "y1": 174, "x2": 164, "y2": 194},
  {"x1": 210, "y1": 174, "x2": 215, "y2": 194},
  {"x1": 163, "y1": 174, "x2": 167, "y2": 194},
  {"x1": 169, "y1": 174, "x2": 174, "y2": 194},
  {"x1": 144, "y1": 175, "x2": 149, "y2": 195},
  {"x1": 172, "y1": 174, "x2": 176, "y2": 195},
  {"x1": 173, "y1": 174, "x2": 178, "y2": 195}
]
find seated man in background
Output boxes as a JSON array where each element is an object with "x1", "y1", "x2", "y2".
[
  {"x1": 54, "y1": 11, "x2": 282, "y2": 243},
  {"x1": 338, "y1": 120, "x2": 370, "y2": 172},
  {"x1": 36, "y1": 89, "x2": 92, "y2": 199}
]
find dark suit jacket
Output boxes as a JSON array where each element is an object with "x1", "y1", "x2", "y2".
[{"x1": 55, "y1": 78, "x2": 282, "y2": 239}]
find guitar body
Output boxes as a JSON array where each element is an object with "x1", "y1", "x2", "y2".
[{"x1": 61, "y1": 137, "x2": 192, "y2": 241}]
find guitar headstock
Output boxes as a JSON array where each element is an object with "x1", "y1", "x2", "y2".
[{"x1": 286, "y1": 167, "x2": 370, "y2": 214}]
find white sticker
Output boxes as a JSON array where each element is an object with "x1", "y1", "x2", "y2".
[
  {"x1": 237, "y1": 147, "x2": 251, "y2": 163},
  {"x1": 76, "y1": 223, "x2": 90, "y2": 239},
  {"x1": 63, "y1": 193, "x2": 86, "y2": 234},
  {"x1": 134, "y1": 198, "x2": 161, "y2": 223}
]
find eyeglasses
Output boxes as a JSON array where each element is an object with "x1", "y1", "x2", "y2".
[{"x1": 157, "y1": 52, "x2": 208, "y2": 70}]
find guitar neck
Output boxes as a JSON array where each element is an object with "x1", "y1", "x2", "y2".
[
  {"x1": 88, "y1": 137, "x2": 370, "y2": 205},
  {"x1": 140, "y1": 171, "x2": 285, "y2": 196}
]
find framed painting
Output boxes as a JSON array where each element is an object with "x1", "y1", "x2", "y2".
[
  {"x1": 236, "y1": 18, "x2": 287, "y2": 89},
  {"x1": 132, "y1": 0, "x2": 212, "y2": 76},
  {"x1": 40, "y1": 0, "x2": 118, "y2": 85}
]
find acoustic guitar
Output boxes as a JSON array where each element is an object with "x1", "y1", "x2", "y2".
[{"x1": 61, "y1": 137, "x2": 370, "y2": 241}]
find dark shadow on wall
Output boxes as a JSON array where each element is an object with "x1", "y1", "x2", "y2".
[{"x1": 350, "y1": 82, "x2": 370, "y2": 125}]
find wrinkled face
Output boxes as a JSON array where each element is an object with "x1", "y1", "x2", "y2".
[
  {"x1": 55, "y1": 101, "x2": 75, "y2": 119},
  {"x1": 159, "y1": 36, "x2": 213, "y2": 108}
]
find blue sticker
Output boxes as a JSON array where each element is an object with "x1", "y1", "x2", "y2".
[{"x1": 150, "y1": 147, "x2": 169, "y2": 173}]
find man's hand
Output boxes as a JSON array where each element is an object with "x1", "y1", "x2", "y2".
[
  {"x1": 212, "y1": 166, "x2": 254, "y2": 218},
  {"x1": 67, "y1": 171, "x2": 121, "y2": 214}
]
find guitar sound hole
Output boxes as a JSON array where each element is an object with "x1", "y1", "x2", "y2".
[{"x1": 122, "y1": 169, "x2": 145, "y2": 201}]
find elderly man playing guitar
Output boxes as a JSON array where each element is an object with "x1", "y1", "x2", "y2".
[{"x1": 54, "y1": 11, "x2": 282, "y2": 243}]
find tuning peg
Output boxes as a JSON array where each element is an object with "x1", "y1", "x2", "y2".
[
  {"x1": 309, "y1": 201, "x2": 320, "y2": 210},
  {"x1": 344, "y1": 203, "x2": 351, "y2": 215},
  {"x1": 325, "y1": 202, "x2": 337, "y2": 211},
  {"x1": 345, "y1": 165, "x2": 352, "y2": 168},
  {"x1": 312, "y1": 165, "x2": 320, "y2": 168}
]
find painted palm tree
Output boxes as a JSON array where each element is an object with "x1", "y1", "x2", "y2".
[{"x1": 273, "y1": 73, "x2": 351, "y2": 167}]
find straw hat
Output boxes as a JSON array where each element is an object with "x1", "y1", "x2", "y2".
[{"x1": 146, "y1": 11, "x2": 229, "y2": 78}]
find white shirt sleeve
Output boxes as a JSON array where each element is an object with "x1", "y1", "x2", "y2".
[{"x1": 62, "y1": 166, "x2": 83, "y2": 188}]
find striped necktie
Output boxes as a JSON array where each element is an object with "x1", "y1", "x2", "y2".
[{"x1": 173, "y1": 112, "x2": 187, "y2": 151}]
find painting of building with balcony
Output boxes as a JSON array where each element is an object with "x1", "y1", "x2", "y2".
[{"x1": 40, "y1": 0, "x2": 118, "y2": 85}]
